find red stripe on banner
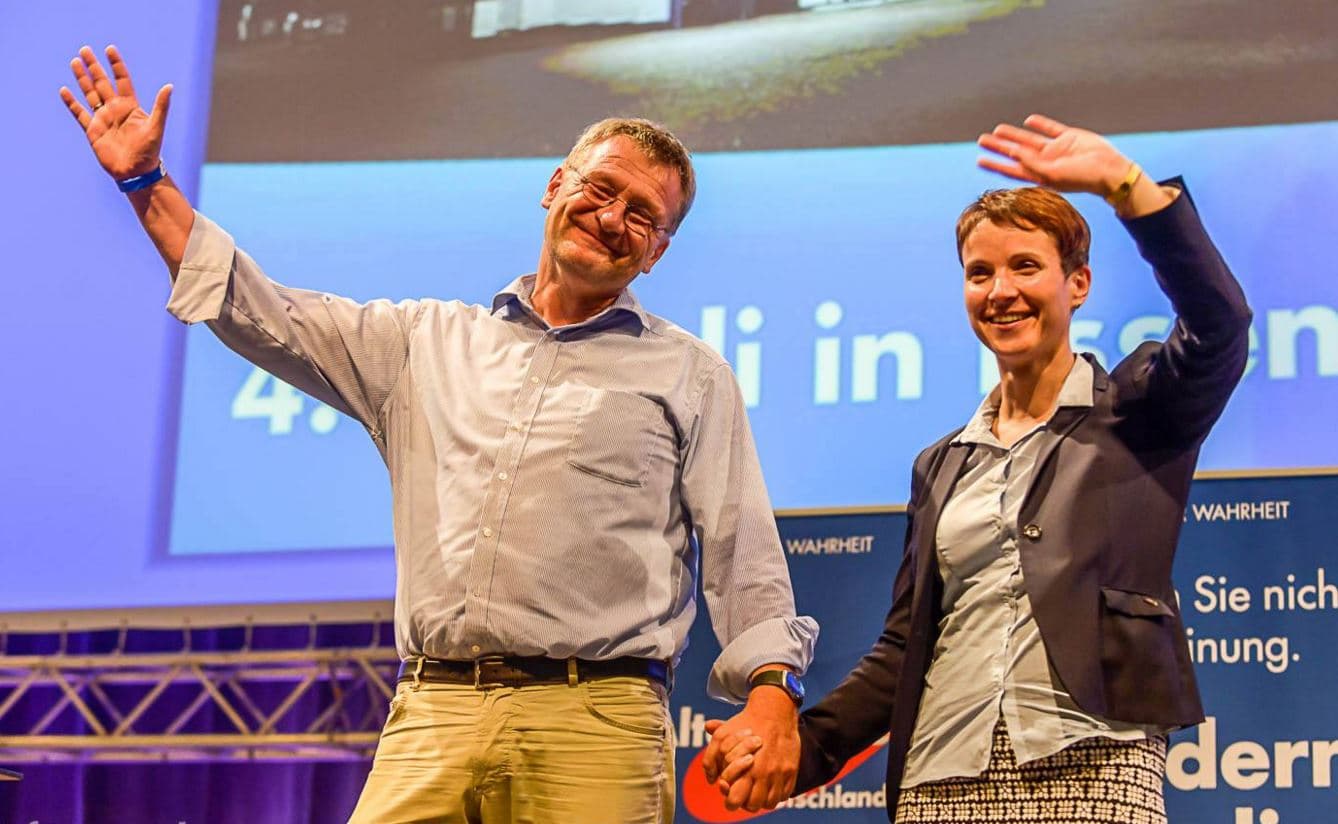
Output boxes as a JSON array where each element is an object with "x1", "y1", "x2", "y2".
[{"x1": 681, "y1": 739, "x2": 887, "y2": 821}]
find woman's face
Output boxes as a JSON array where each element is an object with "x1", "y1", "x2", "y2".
[{"x1": 961, "y1": 220, "x2": 1090, "y2": 370}]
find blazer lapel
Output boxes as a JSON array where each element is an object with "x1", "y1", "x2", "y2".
[{"x1": 1021, "y1": 356, "x2": 1109, "y2": 510}]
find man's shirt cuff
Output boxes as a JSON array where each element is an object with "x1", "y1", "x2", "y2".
[
  {"x1": 165, "y1": 211, "x2": 234, "y2": 324},
  {"x1": 708, "y1": 615, "x2": 819, "y2": 703}
]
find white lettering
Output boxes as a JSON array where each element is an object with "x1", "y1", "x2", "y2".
[
  {"x1": 1268, "y1": 305, "x2": 1338, "y2": 378},
  {"x1": 1263, "y1": 569, "x2": 1338, "y2": 611},
  {"x1": 1190, "y1": 500, "x2": 1290, "y2": 522},
  {"x1": 1168, "y1": 718, "x2": 1338, "y2": 792},
  {"x1": 1119, "y1": 314, "x2": 1171, "y2": 357},
  {"x1": 1193, "y1": 575, "x2": 1251, "y2": 613},
  {"x1": 852, "y1": 332, "x2": 923, "y2": 401},
  {"x1": 813, "y1": 301, "x2": 843, "y2": 405},
  {"x1": 674, "y1": 704, "x2": 707, "y2": 749},
  {"x1": 1071, "y1": 319, "x2": 1106, "y2": 368},
  {"x1": 779, "y1": 783, "x2": 887, "y2": 809},
  {"x1": 734, "y1": 306, "x2": 764, "y2": 407},
  {"x1": 1222, "y1": 740, "x2": 1271, "y2": 790},
  {"x1": 785, "y1": 535, "x2": 875, "y2": 555}
]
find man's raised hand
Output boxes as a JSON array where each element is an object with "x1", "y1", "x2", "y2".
[{"x1": 60, "y1": 45, "x2": 171, "y2": 181}]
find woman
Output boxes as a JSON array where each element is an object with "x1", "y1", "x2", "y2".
[{"x1": 708, "y1": 115, "x2": 1251, "y2": 822}]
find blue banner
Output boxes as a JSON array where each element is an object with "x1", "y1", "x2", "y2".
[{"x1": 669, "y1": 472, "x2": 1338, "y2": 823}]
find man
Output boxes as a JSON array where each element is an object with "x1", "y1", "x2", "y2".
[{"x1": 61, "y1": 45, "x2": 816, "y2": 823}]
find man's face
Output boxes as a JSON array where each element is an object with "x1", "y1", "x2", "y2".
[
  {"x1": 539, "y1": 135, "x2": 684, "y2": 295},
  {"x1": 961, "y1": 221, "x2": 1090, "y2": 369}
]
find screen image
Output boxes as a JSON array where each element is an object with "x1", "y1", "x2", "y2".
[{"x1": 5, "y1": 0, "x2": 1338, "y2": 615}]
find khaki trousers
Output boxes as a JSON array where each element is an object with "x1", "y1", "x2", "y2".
[{"x1": 348, "y1": 675, "x2": 675, "y2": 824}]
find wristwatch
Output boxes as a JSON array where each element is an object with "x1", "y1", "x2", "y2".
[{"x1": 748, "y1": 669, "x2": 805, "y2": 706}]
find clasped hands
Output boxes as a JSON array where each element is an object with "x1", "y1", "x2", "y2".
[{"x1": 701, "y1": 685, "x2": 801, "y2": 811}]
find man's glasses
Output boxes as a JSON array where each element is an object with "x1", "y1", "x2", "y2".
[{"x1": 569, "y1": 169, "x2": 670, "y2": 238}]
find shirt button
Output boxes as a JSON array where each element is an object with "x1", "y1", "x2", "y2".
[
  {"x1": 497, "y1": 472, "x2": 508, "y2": 481},
  {"x1": 1022, "y1": 523, "x2": 1042, "y2": 540},
  {"x1": 530, "y1": 376, "x2": 540, "y2": 384},
  {"x1": 470, "y1": 644, "x2": 481, "y2": 654},
  {"x1": 482, "y1": 527, "x2": 494, "y2": 538}
]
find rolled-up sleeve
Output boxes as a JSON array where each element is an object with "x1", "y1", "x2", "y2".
[
  {"x1": 682, "y1": 363, "x2": 819, "y2": 703},
  {"x1": 166, "y1": 212, "x2": 234, "y2": 324},
  {"x1": 164, "y1": 211, "x2": 412, "y2": 432}
]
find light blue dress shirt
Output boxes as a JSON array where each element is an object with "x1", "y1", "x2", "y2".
[{"x1": 166, "y1": 213, "x2": 817, "y2": 701}]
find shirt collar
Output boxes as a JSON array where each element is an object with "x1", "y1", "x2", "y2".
[
  {"x1": 954, "y1": 355, "x2": 1095, "y2": 446},
  {"x1": 491, "y1": 274, "x2": 650, "y2": 331}
]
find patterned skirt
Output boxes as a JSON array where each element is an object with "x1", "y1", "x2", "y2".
[{"x1": 895, "y1": 722, "x2": 1168, "y2": 824}]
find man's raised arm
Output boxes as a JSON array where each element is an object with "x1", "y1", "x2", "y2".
[{"x1": 60, "y1": 45, "x2": 191, "y2": 273}]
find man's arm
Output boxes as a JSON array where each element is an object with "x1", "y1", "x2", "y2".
[
  {"x1": 680, "y1": 361, "x2": 819, "y2": 812},
  {"x1": 61, "y1": 45, "x2": 192, "y2": 273},
  {"x1": 61, "y1": 46, "x2": 412, "y2": 430},
  {"x1": 709, "y1": 448, "x2": 930, "y2": 807}
]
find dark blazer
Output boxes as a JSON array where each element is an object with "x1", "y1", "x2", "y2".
[{"x1": 794, "y1": 184, "x2": 1252, "y2": 816}]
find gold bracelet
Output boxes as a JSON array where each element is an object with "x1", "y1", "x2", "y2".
[{"x1": 1104, "y1": 162, "x2": 1143, "y2": 206}]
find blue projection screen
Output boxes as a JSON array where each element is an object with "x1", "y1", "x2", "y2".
[{"x1": 5, "y1": 0, "x2": 1337, "y2": 616}]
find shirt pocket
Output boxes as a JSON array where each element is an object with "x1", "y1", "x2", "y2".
[{"x1": 566, "y1": 387, "x2": 664, "y2": 487}]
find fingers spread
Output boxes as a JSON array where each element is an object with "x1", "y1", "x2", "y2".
[
  {"x1": 59, "y1": 86, "x2": 92, "y2": 130},
  {"x1": 149, "y1": 84, "x2": 173, "y2": 135},
  {"x1": 977, "y1": 156, "x2": 1041, "y2": 184},
  {"x1": 82, "y1": 47, "x2": 117, "y2": 103},
  {"x1": 71, "y1": 56, "x2": 102, "y2": 109},
  {"x1": 977, "y1": 132, "x2": 1023, "y2": 160},
  {"x1": 977, "y1": 134, "x2": 1045, "y2": 183},
  {"x1": 1023, "y1": 113, "x2": 1068, "y2": 137},
  {"x1": 991, "y1": 123, "x2": 1046, "y2": 150},
  {"x1": 107, "y1": 45, "x2": 138, "y2": 101}
]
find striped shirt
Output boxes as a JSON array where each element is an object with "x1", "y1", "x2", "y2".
[{"x1": 166, "y1": 213, "x2": 816, "y2": 701}]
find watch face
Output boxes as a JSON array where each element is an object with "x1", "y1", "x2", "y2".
[
  {"x1": 750, "y1": 670, "x2": 805, "y2": 704},
  {"x1": 784, "y1": 672, "x2": 805, "y2": 702}
]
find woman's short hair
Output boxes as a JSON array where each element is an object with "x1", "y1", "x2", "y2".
[{"x1": 955, "y1": 187, "x2": 1091, "y2": 274}]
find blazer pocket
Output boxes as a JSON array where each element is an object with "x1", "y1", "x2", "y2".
[
  {"x1": 1101, "y1": 587, "x2": 1175, "y2": 619},
  {"x1": 566, "y1": 387, "x2": 663, "y2": 487},
  {"x1": 1098, "y1": 586, "x2": 1182, "y2": 720}
]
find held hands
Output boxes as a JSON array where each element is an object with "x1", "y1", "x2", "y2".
[
  {"x1": 701, "y1": 686, "x2": 800, "y2": 811},
  {"x1": 60, "y1": 46, "x2": 171, "y2": 181}
]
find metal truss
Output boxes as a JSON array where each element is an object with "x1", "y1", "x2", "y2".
[{"x1": 0, "y1": 631, "x2": 399, "y2": 763}]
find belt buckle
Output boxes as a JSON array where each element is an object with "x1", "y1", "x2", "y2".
[{"x1": 473, "y1": 655, "x2": 508, "y2": 690}]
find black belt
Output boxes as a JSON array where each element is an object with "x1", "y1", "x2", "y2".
[{"x1": 398, "y1": 655, "x2": 671, "y2": 691}]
